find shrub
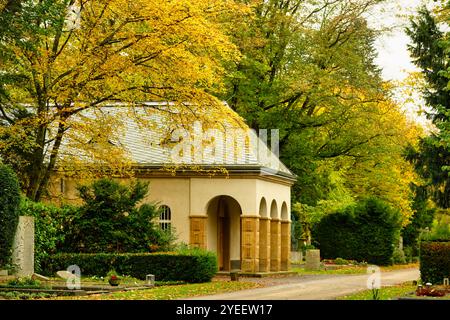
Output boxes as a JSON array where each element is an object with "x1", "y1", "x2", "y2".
[
  {"x1": 41, "y1": 249, "x2": 218, "y2": 283},
  {"x1": 420, "y1": 220, "x2": 450, "y2": 242},
  {"x1": 18, "y1": 198, "x2": 69, "y2": 273},
  {"x1": 7, "y1": 277, "x2": 42, "y2": 288},
  {"x1": 334, "y1": 257, "x2": 349, "y2": 265},
  {"x1": 403, "y1": 246, "x2": 414, "y2": 263},
  {"x1": 60, "y1": 178, "x2": 176, "y2": 253},
  {"x1": 0, "y1": 164, "x2": 21, "y2": 268},
  {"x1": 391, "y1": 247, "x2": 407, "y2": 265},
  {"x1": 315, "y1": 197, "x2": 402, "y2": 265},
  {"x1": 420, "y1": 241, "x2": 450, "y2": 284}
]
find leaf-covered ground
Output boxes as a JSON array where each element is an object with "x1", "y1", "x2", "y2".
[
  {"x1": 51, "y1": 280, "x2": 262, "y2": 300},
  {"x1": 292, "y1": 263, "x2": 419, "y2": 276}
]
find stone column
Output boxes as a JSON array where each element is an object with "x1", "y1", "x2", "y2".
[
  {"x1": 281, "y1": 220, "x2": 291, "y2": 271},
  {"x1": 12, "y1": 216, "x2": 35, "y2": 277},
  {"x1": 241, "y1": 216, "x2": 259, "y2": 273},
  {"x1": 270, "y1": 218, "x2": 281, "y2": 272},
  {"x1": 259, "y1": 217, "x2": 271, "y2": 272},
  {"x1": 189, "y1": 216, "x2": 207, "y2": 249}
]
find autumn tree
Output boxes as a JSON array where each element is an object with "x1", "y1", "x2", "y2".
[
  {"x1": 0, "y1": 0, "x2": 246, "y2": 200},
  {"x1": 224, "y1": 0, "x2": 418, "y2": 225}
]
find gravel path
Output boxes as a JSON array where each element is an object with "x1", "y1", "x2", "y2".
[{"x1": 192, "y1": 268, "x2": 420, "y2": 300}]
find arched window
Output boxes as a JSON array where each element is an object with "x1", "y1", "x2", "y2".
[{"x1": 159, "y1": 205, "x2": 172, "y2": 231}]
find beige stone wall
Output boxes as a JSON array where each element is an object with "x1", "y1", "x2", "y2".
[
  {"x1": 190, "y1": 177, "x2": 257, "y2": 214},
  {"x1": 142, "y1": 178, "x2": 191, "y2": 244},
  {"x1": 256, "y1": 179, "x2": 291, "y2": 221},
  {"x1": 48, "y1": 172, "x2": 293, "y2": 272}
]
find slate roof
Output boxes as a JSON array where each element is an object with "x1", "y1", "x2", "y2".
[{"x1": 57, "y1": 103, "x2": 295, "y2": 180}]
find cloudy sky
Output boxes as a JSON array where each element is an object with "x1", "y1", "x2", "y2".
[
  {"x1": 368, "y1": 0, "x2": 426, "y2": 82},
  {"x1": 366, "y1": 0, "x2": 436, "y2": 127}
]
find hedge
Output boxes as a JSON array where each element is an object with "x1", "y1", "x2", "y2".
[
  {"x1": 0, "y1": 164, "x2": 21, "y2": 268},
  {"x1": 315, "y1": 197, "x2": 402, "y2": 265},
  {"x1": 419, "y1": 240, "x2": 450, "y2": 285},
  {"x1": 41, "y1": 249, "x2": 218, "y2": 283}
]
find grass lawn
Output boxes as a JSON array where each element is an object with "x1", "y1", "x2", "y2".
[
  {"x1": 337, "y1": 282, "x2": 417, "y2": 300},
  {"x1": 292, "y1": 263, "x2": 419, "y2": 276},
  {"x1": 51, "y1": 280, "x2": 262, "y2": 300}
]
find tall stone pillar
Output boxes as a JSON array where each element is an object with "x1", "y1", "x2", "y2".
[
  {"x1": 189, "y1": 216, "x2": 207, "y2": 249},
  {"x1": 281, "y1": 220, "x2": 291, "y2": 271},
  {"x1": 270, "y1": 218, "x2": 281, "y2": 272},
  {"x1": 12, "y1": 216, "x2": 35, "y2": 277},
  {"x1": 241, "y1": 216, "x2": 259, "y2": 273},
  {"x1": 259, "y1": 217, "x2": 271, "y2": 272}
]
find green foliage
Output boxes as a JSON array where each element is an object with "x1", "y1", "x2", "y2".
[
  {"x1": 420, "y1": 219, "x2": 450, "y2": 242},
  {"x1": 334, "y1": 258, "x2": 350, "y2": 265},
  {"x1": 7, "y1": 277, "x2": 42, "y2": 288},
  {"x1": 42, "y1": 249, "x2": 218, "y2": 283},
  {"x1": 223, "y1": 1, "x2": 416, "y2": 222},
  {"x1": 18, "y1": 198, "x2": 68, "y2": 273},
  {"x1": 0, "y1": 164, "x2": 21, "y2": 268},
  {"x1": 419, "y1": 241, "x2": 450, "y2": 284},
  {"x1": 406, "y1": 6, "x2": 450, "y2": 121},
  {"x1": 59, "y1": 178, "x2": 176, "y2": 253},
  {"x1": 0, "y1": 291, "x2": 56, "y2": 300},
  {"x1": 315, "y1": 197, "x2": 402, "y2": 265},
  {"x1": 290, "y1": 211, "x2": 303, "y2": 251},
  {"x1": 401, "y1": 184, "x2": 435, "y2": 253},
  {"x1": 406, "y1": 5, "x2": 450, "y2": 212},
  {"x1": 391, "y1": 248, "x2": 407, "y2": 265}
]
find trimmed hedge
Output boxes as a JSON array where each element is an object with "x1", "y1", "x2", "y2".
[
  {"x1": 420, "y1": 240, "x2": 450, "y2": 284},
  {"x1": 0, "y1": 164, "x2": 21, "y2": 268},
  {"x1": 41, "y1": 249, "x2": 218, "y2": 283},
  {"x1": 315, "y1": 197, "x2": 402, "y2": 265}
]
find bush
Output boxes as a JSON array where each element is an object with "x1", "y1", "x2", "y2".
[
  {"x1": 334, "y1": 257, "x2": 349, "y2": 265},
  {"x1": 18, "y1": 198, "x2": 68, "y2": 273},
  {"x1": 420, "y1": 241, "x2": 450, "y2": 284},
  {"x1": 403, "y1": 246, "x2": 414, "y2": 263},
  {"x1": 41, "y1": 249, "x2": 218, "y2": 283},
  {"x1": 391, "y1": 247, "x2": 407, "y2": 265},
  {"x1": 60, "y1": 178, "x2": 176, "y2": 253},
  {"x1": 420, "y1": 220, "x2": 450, "y2": 242},
  {"x1": 0, "y1": 164, "x2": 21, "y2": 268},
  {"x1": 315, "y1": 197, "x2": 402, "y2": 265}
]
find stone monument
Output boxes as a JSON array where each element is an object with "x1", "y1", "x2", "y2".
[
  {"x1": 11, "y1": 216, "x2": 35, "y2": 277},
  {"x1": 305, "y1": 249, "x2": 321, "y2": 271}
]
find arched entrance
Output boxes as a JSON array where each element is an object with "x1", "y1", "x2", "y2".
[{"x1": 206, "y1": 195, "x2": 242, "y2": 271}]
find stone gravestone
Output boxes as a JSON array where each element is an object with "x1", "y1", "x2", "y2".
[
  {"x1": 11, "y1": 216, "x2": 35, "y2": 277},
  {"x1": 290, "y1": 251, "x2": 303, "y2": 264},
  {"x1": 305, "y1": 249, "x2": 321, "y2": 271}
]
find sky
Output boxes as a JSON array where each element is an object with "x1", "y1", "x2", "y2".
[
  {"x1": 366, "y1": 0, "x2": 435, "y2": 127},
  {"x1": 368, "y1": 0, "x2": 425, "y2": 82}
]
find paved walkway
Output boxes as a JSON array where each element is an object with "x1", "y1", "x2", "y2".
[{"x1": 189, "y1": 268, "x2": 420, "y2": 300}]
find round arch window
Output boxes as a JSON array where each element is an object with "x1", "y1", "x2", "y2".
[{"x1": 159, "y1": 205, "x2": 172, "y2": 231}]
